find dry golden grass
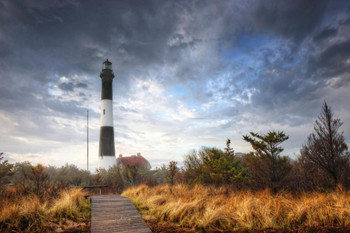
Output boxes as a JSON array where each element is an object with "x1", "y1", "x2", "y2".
[
  {"x1": 122, "y1": 184, "x2": 350, "y2": 231},
  {"x1": 0, "y1": 188, "x2": 90, "y2": 233},
  {"x1": 0, "y1": 195, "x2": 48, "y2": 231},
  {"x1": 50, "y1": 188, "x2": 89, "y2": 219}
]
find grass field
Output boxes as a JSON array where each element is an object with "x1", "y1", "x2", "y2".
[
  {"x1": 0, "y1": 187, "x2": 90, "y2": 233},
  {"x1": 122, "y1": 184, "x2": 350, "y2": 232},
  {"x1": 2, "y1": 184, "x2": 350, "y2": 232}
]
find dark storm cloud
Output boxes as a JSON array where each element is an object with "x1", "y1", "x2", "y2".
[
  {"x1": 76, "y1": 83, "x2": 87, "y2": 88},
  {"x1": 0, "y1": 0, "x2": 347, "y2": 115},
  {"x1": 157, "y1": 0, "x2": 349, "y2": 126},
  {"x1": 1, "y1": 0, "x2": 179, "y2": 70},
  {"x1": 58, "y1": 82, "x2": 88, "y2": 92},
  {"x1": 0, "y1": 0, "x2": 183, "y2": 112},
  {"x1": 58, "y1": 82, "x2": 74, "y2": 92},
  {"x1": 309, "y1": 40, "x2": 350, "y2": 78},
  {"x1": 341, "y1": 17, "x2": 350, "y2": 25},
  {"x1": 253, "y1": 0, "x2": 328, "y2": 42},
  {"x1": 313, "y1": 27, "x2": 338, "y2": 41}
]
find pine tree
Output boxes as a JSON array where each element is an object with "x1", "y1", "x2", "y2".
[
  {"x1": 183, "y1": 139, "x2": 248, "y2": 186},
  {"x1": 243, "y1": 131, "x2": 291, "y2": 192},
  {"x1": 301, "y1": 102, "x2": 349, "y2": 187}
]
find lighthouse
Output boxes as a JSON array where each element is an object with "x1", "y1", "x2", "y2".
[{"x1": 98, "y1": 59, "x2": 116, "y2": 170}]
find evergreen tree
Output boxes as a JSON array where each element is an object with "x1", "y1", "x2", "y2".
[
  {"x1": 301, "y1": 102, "x2": 349, "y2": 187},
  {"x1": 184, "y1": 139, "x2": 248, "y2": 186},
  {"x1": 243, "y1": 131, "x2": 291, "y2": 192}
]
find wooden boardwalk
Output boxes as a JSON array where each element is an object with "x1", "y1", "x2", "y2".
[{"x1": 90, "y1": 195, "x2": 152, "y2": 233}]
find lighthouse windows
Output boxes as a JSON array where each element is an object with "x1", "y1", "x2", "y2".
[
  {"x1": 103, "y1": 109, "x2": 105, "y2": 115},
  {"x1": 103, "y1": 63, "x2": 112, "y2": 70}
]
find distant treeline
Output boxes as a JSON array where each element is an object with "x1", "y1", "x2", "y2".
[
  {"x1": 0, "y1": 102, "x2": 349, "y2": 195},
  {"x1": 181, "y1": 102, "x2": 350, "y2": 192}
]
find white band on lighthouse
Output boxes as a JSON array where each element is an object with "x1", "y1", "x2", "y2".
[
  {"x1": 100, "y1": 99, "x2": 114, "y2": 127},
  {"x1": 98, "y1": 155, "x2": 116, "y2": 170}
]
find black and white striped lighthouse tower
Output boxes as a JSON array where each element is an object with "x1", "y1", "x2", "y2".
[{"x1": 98, "y1": 59, "x2": 116, "y2": 169}]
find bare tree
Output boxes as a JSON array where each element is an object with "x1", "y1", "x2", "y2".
[
  {"x1": 123, "y1": 165, "x2": 139, "y2": 186},
  {"x1": 30, "y1": 164, "x2": 50, "y2": 198},
  {"x1": 301, "y1": 102, "x2": 350, "y2": 187},
  {"x1": 167, "y1": 161, "x2": 178, "y2": 186}
]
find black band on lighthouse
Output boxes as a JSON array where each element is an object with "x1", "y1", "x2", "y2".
[
  {"x1": 99, "y1": 126, "x2": 115, "y2": 156},
  {"x1": 101, "y1": 80, "x2": 113, "y2": 100}
]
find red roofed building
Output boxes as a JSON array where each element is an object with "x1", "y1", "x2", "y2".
[{"x1": 116, "y1": 153, "x2": 151, "y2": 170}]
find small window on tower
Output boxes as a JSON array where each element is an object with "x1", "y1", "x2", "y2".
[{"x1": 103, "y1": 109, "x2": 105, "y2": 115}]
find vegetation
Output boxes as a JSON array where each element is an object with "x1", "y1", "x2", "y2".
[
  {"x1": 0, "y1": 187, "x2": 89, "y2": 233},
  {"x1": 121, "y1": 102, "x2": 350, "y2": 232},
  {"x1": 0, "y1": 153, "x2": 168, "y2": 232},
  {"x1": 0, "y1": 101, "x2": 349, "y2": 232},
  {"x1": 184, "y1": 139, "x2": 247, "y2": 186},
  {"x1": 0, "y1": 153, "x2": 13, "y2": 188},
  {"x1": 301, "y1": 102, "x2": 350, "y2": 187},
  {"x1": 243, "y1": 131, "x2": 291, "y2": 192},
  {"x1": 167, "y1": 161, "x2": 178, "y2": 186},
  {"x1": 123, "y1": 184, "x2": 350, "y2": 232}
]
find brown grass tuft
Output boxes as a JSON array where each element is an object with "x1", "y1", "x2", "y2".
[
  {"x1": 50, "y1": 188, "x2": 88, "y2": 220},
  {"x1": 0, "y1": 188, "x2": 90, "y2": 233},
  {"x1": 0, "y1": 195, "x2": 48, "y2": 232},
  {"x1": 122, "y1": 184, "x2": 350, "y2": 231}
]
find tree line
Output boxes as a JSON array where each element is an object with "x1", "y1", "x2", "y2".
[
  {"x1": 0, "y1": 102, "x2": 349, "y2": 196},
  {"x1": 181, "y1": 102, "x2": 350, "y2": 192}
]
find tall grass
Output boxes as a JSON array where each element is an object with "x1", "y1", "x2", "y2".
[
  {"x1": 122, "y1": 184, "x2": 350, "y2": 231},
  {"x1": 0, "y1": 188, "x2": 90, "y2": 232},
  {"x1": 50, "y1": 188, "x2": 90, "y2": 219}
]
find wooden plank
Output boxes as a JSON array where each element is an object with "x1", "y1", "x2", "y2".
[{"x1": 90, "y1": 195, "x2": 152, "y2": 233}]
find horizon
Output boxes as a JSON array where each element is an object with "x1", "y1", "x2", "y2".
[{"x1": 1, "y1": 0, "x2": 350, "y2": 171}]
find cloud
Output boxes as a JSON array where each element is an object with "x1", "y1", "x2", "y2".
[
  {"x1": 58, "y1": 82, "x2": 75, "y2": 92},
  {"x1": 309, "y1": 40, "x2": 350, "y2": 78},
  {"x1": 58, "y1": 81, "x2": 88, "y2": 92},
  {"x1": 313, "y1": 27, "x2": 338, "y2": 41},
  {"x1": 253, "y1": 0, "x2": 328, "y2": 42},
  {"x1": 0, "y1": 0, "x2": 349, "y2": 169}
]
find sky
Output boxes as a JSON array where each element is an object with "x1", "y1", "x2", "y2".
[{"x1": 0, "y1": 0, "x2": 350, "y2": 171}]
